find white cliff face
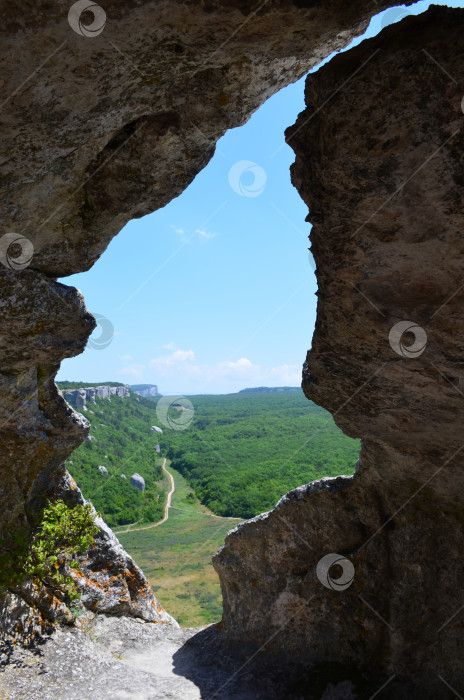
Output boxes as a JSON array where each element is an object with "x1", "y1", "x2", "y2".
[{"x1": 61, "y1": 385, "x2": 131, "y2": 410}]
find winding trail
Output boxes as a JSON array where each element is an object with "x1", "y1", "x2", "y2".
[{"x1": 115, "y1": 459, "x2": 175, "y2": 535}]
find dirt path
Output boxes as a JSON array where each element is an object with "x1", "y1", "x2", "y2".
[{"x1": 115, "y1": 459, "x2": 175, "y2": 535}]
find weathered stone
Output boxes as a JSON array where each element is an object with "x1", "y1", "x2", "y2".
[
  {"x1": 63, "y1": 384, "x2": 131, "y2": 409},
  {"x1": 97, "y1": 465, "x2": 108, "y2": 475},
  {"x1": 64, "y1": 389, "x2": 86, "y2": 410},
  {"x1": 85, "y1": 387, "x2": 96, "y2": 404},
  {"x1": 96, "y1": 386, "x2": 110, "y2": 400},
  {"x1": 109, "y1": 386, "x2": 131, "y2": 398},
  {"x1": 214, "y1": 7, "x2": 464, "y2": 697},
  {"x1": 134, "y1": 384, "x2": 159, "y2": 397},
  {"x1": 130, "y1": 473, "x2": 146, "y2": 492},
  {"x1": 4, "y1": 0, "x2": 454, "y2": 686}
]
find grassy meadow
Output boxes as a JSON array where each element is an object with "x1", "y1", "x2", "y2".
[{"x1": 116, "y1": 464, "x2": 240, "y2": 627}]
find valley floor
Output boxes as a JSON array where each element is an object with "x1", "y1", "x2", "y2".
[{"x1": 115, "y1": 463, "x2": 241, "y2": 626}]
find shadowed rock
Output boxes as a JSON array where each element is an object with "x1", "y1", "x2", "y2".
[
  {"x1": 130, "y1": 473, "x2": 146, "y2": 492},
  {"x1": 4, "y1": 0, "x2": 459, "y2": 696},
  {"x1": 214, "y1": 7, "x2": 464, "y2": 697}
]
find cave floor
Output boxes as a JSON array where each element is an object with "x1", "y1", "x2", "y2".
[{"x1": 0, "y1": 615, "x2": 306, "y2": 700}]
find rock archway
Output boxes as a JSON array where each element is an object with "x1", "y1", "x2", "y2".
[{"x1": 1, "y1": 1, "x2": 462, "y2": 697}]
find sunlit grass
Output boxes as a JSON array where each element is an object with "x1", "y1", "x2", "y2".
[{"x1": 117, "y1": 463, "x2": 241, "y2": 626}]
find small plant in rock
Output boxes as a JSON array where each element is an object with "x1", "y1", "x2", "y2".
[{"x1": 0, "y1": 500, "x2": 99, "y2": 602}]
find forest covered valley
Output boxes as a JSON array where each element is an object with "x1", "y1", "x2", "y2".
[{"x1": 60, "y1": 384, "x2": 360, "y2": 623}]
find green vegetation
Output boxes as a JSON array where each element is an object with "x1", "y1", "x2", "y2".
[
  {"x1": 62, "y1": 386, "x2": 359, "y2": 626},
  {"x1": 57, "y1": 381, "x2": 125, "y2": 389},
  {"x1": 0, "y1": 500, "x2": 99, "y2": 602},
  {"x1": 66, "y1": 395, "x2": 165, "y2": 527},
  {"x1": 117, "y1": 465, "x2": 239, "y2": 626},
  {"x1": 158, "y1": 390, "x2": 360, "y2": 519}
]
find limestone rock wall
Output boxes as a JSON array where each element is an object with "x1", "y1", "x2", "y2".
[
  {"x1": 0, "y1": 0, "x2": 403, "y2": 630},
  {"x1": 214, "y1": 7, "x2": 464, "y2": 697},
  {"x1": 62, "y1": 384, "x2": 131, "y2": 409}
]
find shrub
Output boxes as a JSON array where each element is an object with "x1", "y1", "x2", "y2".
[{"x1": 0, "y1": 500, "x2": 99, "y2": 602}]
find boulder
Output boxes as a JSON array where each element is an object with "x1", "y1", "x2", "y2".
[{"x1": 130, "y1": 474, "x2": 145, "y2": 492}]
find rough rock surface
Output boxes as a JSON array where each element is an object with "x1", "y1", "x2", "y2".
[
  {"x1": 214, "y1": 7, "x2": 464, "y2": 698},
  {"x1": 0, "y1": 0, "x2": 402, "y2": 631},
  {"x1": 130, "y1": 473, "x2": 146, "y2": 492},
  {"x1": 0, "y1": 614, "x2": 320, "y2": 699},
  {"x1": 61, "y1": 384, "x2": 131, "y2": 409}
]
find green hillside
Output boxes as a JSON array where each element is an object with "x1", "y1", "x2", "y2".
[
  {"x1": 57, "y1": 381, "x2": 125, "y2": 389},
  {"x1": 64, "y1": 388, "x2": 359, "y2": 527},
  {"x1": 157, "y1": 390, "x2": 360, "y2": 519},
  {"x1": 65, "y1": 394, "x2": 165, "y2": 527}
]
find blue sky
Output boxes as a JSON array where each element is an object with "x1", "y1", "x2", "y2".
[{"x1": 58, "y1": 1, "x2": 462, "y2": 394}]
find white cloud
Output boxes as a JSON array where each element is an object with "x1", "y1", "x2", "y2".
[
  {"x1": 118, "y1": 363, "x2": 145, "y2": 378},
  {"x1": 150, "y1": 348, "x2": 196, "y2": 372},
  {"x1": 215, "y1": 357, "x2": 258, "y2": 376},
  {"x1": 168, "y1": 225, "x2": 217, "y2": 243},
  {"x1": 195, "y1": 228, "x2": 216, "y2": 240},
  {"x1": 147, "y1": 346, "x2": 300, "y2": 392},
  {"x1": 120, "y1": 354, "x2": 133, "y2": 361}
]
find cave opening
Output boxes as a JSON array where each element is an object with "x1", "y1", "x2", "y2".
[
  {"x1": 55, "y1": 0, "x2": 456, "y2": 629},
  {"x1": 53, "y1": 3, "x2": 446, "y2": 626},
  {"x1": 4, "y1": 1, "x2": 459, "y2": 687}
]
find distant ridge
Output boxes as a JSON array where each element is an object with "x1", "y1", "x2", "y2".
[
  {"x1": 131, "y1": 384, "x2": 159, "y2": 397},
  {"x1": 239, "y1": 386, "x2": 301, "y2": 393},
  {"x1": 57, "y1": 381, "x2": 125, "y2": 390}
]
